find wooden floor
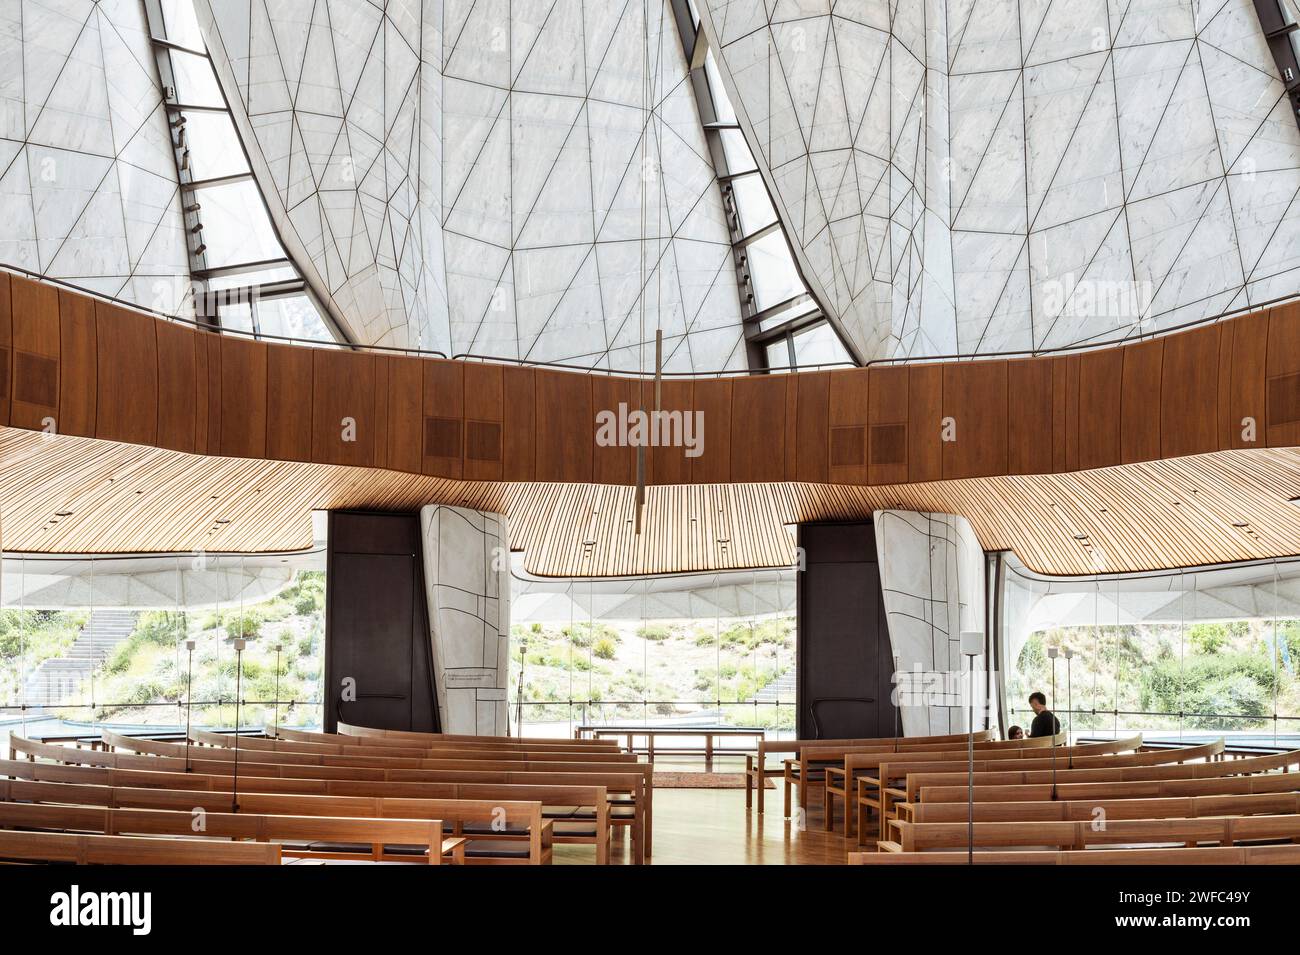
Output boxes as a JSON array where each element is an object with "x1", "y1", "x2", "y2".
[{"x1": 553, "y1": 756, "x2": 852, "y2": 865}]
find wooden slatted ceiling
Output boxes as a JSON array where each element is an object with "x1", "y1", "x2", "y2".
[{"x1": 4, "y1": 427, "x2": 1300, "y2": 578}]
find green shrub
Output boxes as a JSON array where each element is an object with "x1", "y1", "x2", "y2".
[{"x1": 593, "y1": 637, "x2": 617, "y2": 660}]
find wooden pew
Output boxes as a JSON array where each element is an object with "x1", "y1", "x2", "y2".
[
  {"x1": 6, "y1": 747, "x2": 615, "y2": 864},
  {"x1": 901, "y1": 790, "x2": 1300, "y2": 826},
  {"x1": 0, "y1": 829, "x2": 281, "y2": 865},
  {"x1": 745, "y1": 730, "x2": 992, "y2": 814},
  {"x1": 338, "y1": 722, "x2": 614, "y2": 747},
  {"x1": 107, "y1": 731, "x2": 638, "y2": 767},
  {"x1": 826, "y1": 734, "x2": 1147, "y2": 837},
  {"x1": 884, "y1": 812, "x2": 1300, "y2": 853},
  {"x1": 95, "y1": 731, "x2": 653, "y2": 858},
  {"x1": 0, "y1": 798, "x2": 456, "y2": 864},
  {"x1": 861, "y1": 740, "x2": 1225, "y2": 841},
  {"x1": 0, "y1": 774, "x2": 555, "y2": 865},
  {"x1": 847, "y1": 844, "x2": 1300, "y2": 865},
  {"x1": 2, "y1": 755, "x2": 645, "y2": 863},
  {"x1": 774, "y1": 732, "x2": 1019, "y2": 815},
  {"x1": 205, "y1": 728, "x2": 617, "y2": 759},
  {"x1": 272, "y1": 726, "x2": 621, "y2": 752}
]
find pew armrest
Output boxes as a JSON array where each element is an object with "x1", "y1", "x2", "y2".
[{"x1": 442, "y1": 837, "x2": 468, "y2": 864}]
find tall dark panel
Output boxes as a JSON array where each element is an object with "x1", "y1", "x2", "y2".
[
  {"x1": 324, "y1": 511, "x2": 439, "y2": 733},
  {"x1": 796, "y1": 521, "x2": 897, "y2": 739}
]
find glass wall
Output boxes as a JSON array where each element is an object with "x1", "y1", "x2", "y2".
[
  {"x1": 0, "y1": 552, "x2": 325, "y2": 739},
  {"x1": 510, "y1": 568, "x2": 797, "y2": 738},
  {"x1": 1003, "y1": 556, "x2": 1300, "y2": 746}
]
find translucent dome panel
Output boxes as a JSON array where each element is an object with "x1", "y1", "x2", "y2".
[
  {"x1": 0, "y1": 0, "x2": 191, "y2": 315},
  {"x1": 698, "y1": 0, "x2": 1300, "y2": 360},
  {"x1": 197, "y1": 0, "x2": 747, "y2": 370}
]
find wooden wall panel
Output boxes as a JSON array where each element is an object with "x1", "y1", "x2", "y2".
[
  {"x1": 155, "y1": 321, "x2": 195, "y2": 454},
  {"x1": 942, "y1": 360, "x2": 1007, "y2": 479},
  {"x1": 691, "y1": 378, "x2": 731, "y2": 484},
  {"x1": 501, "y1": 365, "x2": 536, "y2": 482},
  {"x1": 265, "y1": 343, "x2": 313, "y2": 462},
  {"x1": 534, "y1": 368, "x2": 591, "y2": 483},
  {"x1": 218, "y1": 336, "x2": 267, "y2": 459},
  {"x1": 1266, "y1": 302, "x2": 1300, "y2": 447},
  {"x1": 592, "y1": 375, "x2": 635, "y2": 485},
  {"x1": 1220, "y1": 313, "x2": 1268, "y2": 450},
  {"x1": 641, "y1": 378, "x2": 694, "y2": 486},
  {"x1": 1006, "y1": 358, "x2": 1052, "y2": 474},
  {"x1": 9, "y1": 276, "x2": 59, "y2": 431},
  {"x1": 1120, "y1": 339, "x2": 1162, "y2": 464},
  {"x1": 795, "y1": 372, "x2": 830, "y2": 483},
  {"x1": 867, "y1": 365, "x2": 908, "y2": 485},
  {"x1": 1076, "y1": 348, "x2": 1122, "y2": 470},
  {"x1": 907, "y1": 365, "x2": 942, "y2": 483},
  {"x1": 370, "y1": 355, "x2": 391, "y2": 471},
  {"x1": 463, "y1": 362, "x2": 504, "y2": 482},
  {"x1": 312, "y1": 348, "x2": 375, "y2": 467},
  {"x1": 384, "y1": 356, "x2": 424, "y2": 475},
  {"x1": 730, "y1": 375, "x2": 786, "y2": 482},
  {"x1": 422, "y1": 360, "x2": 463, "y2": 478},
  {"x1": 57, "y1": 290, "x2": 96, "y2": 438},
  {"x1": 95, "y1": 302, "x2": 157, "y2": 447},
  {"x1": 1161, "y1": 323, "x2": 1220, "y2": 458},
  {"x1": 1052, "y1": 356, "x2": 1079, "y2": 472},
  {"x1": 0, "y1": 271, "x2": 10, "y2": 427},
  {"x1": 195, "y1": 331, "x2": 216, "y2": 454},
  {"x1": 827, "y1": 368, "x2": 869, "y2": 484}
]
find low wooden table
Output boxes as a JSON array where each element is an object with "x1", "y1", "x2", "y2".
[{"x1": 575, "y1": 725, "x2": 766, "y2": 770}]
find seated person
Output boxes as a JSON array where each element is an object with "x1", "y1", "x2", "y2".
[
  {"x1": 1027, "y1": 692, "x2": 1061, "y2": 738},
  {"x1": 1007, "y1": 725, "x2": 1024, "y2": 740}
]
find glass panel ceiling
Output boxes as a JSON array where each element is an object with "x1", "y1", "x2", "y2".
[
  {"x1": 745, "y1": 231, "x2": 804, "y2": 312},
  {"x1": 142, "y1": 0, "x2": 346, "y2": 347},
  {"x1": 180, "y1": 111, "x2": 247, "y2": 181},
  {"x1": 732, "y1": 173, "x2": 777, "y2": 237},
  {"x1": 793, "y1": 322, "x2": 852, "y2": 368},
  {"x1": 192, "y1": 179, "x2": 284, "y2": 268}
]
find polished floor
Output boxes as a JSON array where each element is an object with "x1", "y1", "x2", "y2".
[{"x1": 553, "y1": 755, "x2": 853, "y2": 865}]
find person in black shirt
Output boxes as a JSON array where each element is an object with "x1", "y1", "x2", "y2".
[{"x1": 1026, "y1": 691, "x2": 1060, "y2": 738}]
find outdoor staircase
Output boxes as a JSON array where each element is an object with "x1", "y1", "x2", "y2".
[
  {"x1": 749, "y1": 669, "x2": 795, "y2": 705},
  {"x1": 21, "y1": 610, "x2": 138, "y2": 709}
]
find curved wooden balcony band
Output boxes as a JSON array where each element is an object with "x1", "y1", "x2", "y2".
[{"x1": 2, "y1": 271, "x2": 1295, "y2": 487}]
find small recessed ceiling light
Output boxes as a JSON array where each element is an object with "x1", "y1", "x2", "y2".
[
  {"x1": 55, "y1": 511, "x2": 72, "y2": 517},
  {"x1": 1289, "y1": 495, "x2": 1300, "y2": 504},
  {"x1": 717, "y1": 538, "x2": 731, "y2": 544},
  {"x1": 1073, "y1": 534, "x2": 1089, "y2": 541},
  {"x1": 215, "y1": 518, "x2": 231, "y2": 524}
]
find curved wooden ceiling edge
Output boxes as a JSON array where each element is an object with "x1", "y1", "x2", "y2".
[
  {"x1": 2, "y1": 271, "x2": 1298, "y2": 496},
  {"x1": 3, "y1": 426, "x2": 1300, "y2": 578}
]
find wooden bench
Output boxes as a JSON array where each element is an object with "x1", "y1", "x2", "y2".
[
  {"x1": 0, "y1": 798, "x2": 458, "y2": 864},
  {"x1": 7, "y1": 744, "x2": 622, "y2": 863},
  {"x1": 744, "y1": 730, "x2": 991, "y2": 814},
  {"x1": 0, "y1": 773, "x2": 555, "y2": 865},
  {"x1": 856, "y1": 738, "x2": 1228, "y2": 842},
  {"x1": 0, "y1": 828, "x2": 281, "y2": 865},
  {"x1": 900, "y1": 790, "x2": 1300, "y2": 826},
  {"x1": 863, "y1": 740, "x2": 1228, "y2": 841},
  {"x1": 274, "y1": 726, "x2": 621, "y2": 752},
  {"x1": 774, "y1": 731, "x2": 1009, "y2": 816},
  {"x1": 337, "y1": 722, "x2": 615, "y2": 748},
  {"x1": 93, "y1": 733, "x2": 652, "y2": 861},
  {"x1": 847, "y1": 844, "x2": 1300, "y2": 864},
  {"x1": 820, "y1": 734, "x2": 1122, "y2": 836},
  {"x1": 884, "y1": 812, "x2": 1300, "y2": 853},
  {"x1": 196, "y1": 727, "x2": 619, "y2": 760}
]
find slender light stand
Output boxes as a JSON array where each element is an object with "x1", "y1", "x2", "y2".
[
  {"x1": 1047, "y1": 647, "x2": 1059, "y2": 799},
  {"x1": 892, "y1": 654, "x2": 901, "y2": 739},
  {"x1": 231, "y1": 638, "x2": 245, "y2": 813},
  {"x1": 1063, "y1": 647, "x2": 1075, "y2": 746},
  {"x1": 272, "y1": 643, "x2": 282, "y2": 736},
  {"x1": 960, "y1": 631, "x2": 983, "y2": 865},
  {"x1": 183, "y1": 640, "x2": 195, "y2": 772}
]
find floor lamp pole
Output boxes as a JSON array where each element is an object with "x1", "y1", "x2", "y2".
[
  {"x1": 231, "y1": 638, "x2": 245, "y2": 813},
  {"x1": 1048, "y1": 647, "x2": 1059, "y2": 798},
  {"x1": 960, "y1": 631, "x2": 982, "y2": 865},
  {"x1": 183, "y1": 640, "x2": 195, "y2": 772},
  {"x1": 1063, "y1": 647, "x2": 1074, "y2": 746}
]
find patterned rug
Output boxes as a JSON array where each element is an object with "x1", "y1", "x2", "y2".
[{"x1": 653, "y1": 772, "x2": 774, "y2": 789}]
